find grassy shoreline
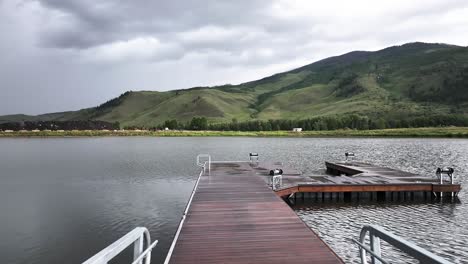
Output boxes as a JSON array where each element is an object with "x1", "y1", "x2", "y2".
[{"x1": 1, "y1": 127, "x2": 468, "y2": 138}]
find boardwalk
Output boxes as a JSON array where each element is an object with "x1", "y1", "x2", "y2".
[{"x1": 166, "y1": 162, "x2": 343, "y2": 264}]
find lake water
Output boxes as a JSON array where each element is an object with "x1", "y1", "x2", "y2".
[{"x1": 0, "y1": 137, "x2": 467, "y2": 263}]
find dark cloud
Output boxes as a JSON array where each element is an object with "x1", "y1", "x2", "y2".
[
  {"x1": 0, "y1": 0, "x2": 468, "y2": 115},
  {"x1": 36, "y1": 0, "x2": 270, "y2": 49}
]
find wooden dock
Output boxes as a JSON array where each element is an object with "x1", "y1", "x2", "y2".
[
  {"x1": 166, "y1": 162, "x2": 343, "y2": 264},
  {"x1": 273, "y1": 161, "x2": 461, "y2": 199},
  {"x1": 165, "y1": 159, "x2": 460, "y2": 263}
]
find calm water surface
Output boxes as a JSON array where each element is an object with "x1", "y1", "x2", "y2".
[{"x1": 0, "y1": 137, "x2": 467, "y2": 263}]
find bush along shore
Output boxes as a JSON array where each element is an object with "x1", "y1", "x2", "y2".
[{"x1": 1, "y1": 127, "x2": 468, "y2": 138}]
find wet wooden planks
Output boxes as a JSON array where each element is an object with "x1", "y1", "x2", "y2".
[
  {"x1": 274, "y1": 161, "x2": 461, "y2": 197},
  {"x1": 325, "y1": 161, "x2": 419, "y2": 178},
  {"x1": 168, "y1": 162, "x2": 343, "y2": 264}
]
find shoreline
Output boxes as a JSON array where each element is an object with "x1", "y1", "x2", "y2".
[{"x1": 1, "y1": 127, "x2": 468, "y2": 138}]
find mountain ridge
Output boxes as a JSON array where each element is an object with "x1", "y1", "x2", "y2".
[{"x1": 2, "y1": 42, "x2": 468, "y2": 128}]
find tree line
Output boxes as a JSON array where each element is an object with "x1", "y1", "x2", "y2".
[
  {"x1": 152, "y1": 114, "x2": 468, "y2": 131},
  {"x1": 4, "y1": 114, "x2": 467, "y2": 132},
  {"x1": 0, "y1": 121, "x2": 120, "y2": 131}
]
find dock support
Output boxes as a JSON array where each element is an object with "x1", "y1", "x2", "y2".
[
  {"x1": 377, "y1": 191, "x2": 386, "y2": 201},
  {"x1": 344, "y1": 192, "x2": 352, "y2": 202}
]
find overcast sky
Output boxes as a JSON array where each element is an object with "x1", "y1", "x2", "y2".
[{"x1": 1, "y1": 0, "x2": 468, "y2": 115}]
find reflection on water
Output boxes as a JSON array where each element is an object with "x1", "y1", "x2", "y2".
[{"x1": 0, "y1": 137, "x2": 467, "y2": 263}]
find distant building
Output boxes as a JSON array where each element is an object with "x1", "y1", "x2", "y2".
[{"x1": 292, "y1": 128, "x2": 302, "y2": 132}]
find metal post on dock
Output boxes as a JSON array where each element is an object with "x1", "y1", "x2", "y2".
[
  {"x1": 272, "y1": 175, "x2": 282, "y2": 191},
  {"x1": 436, "y1": 167, "x2": 455, "y2": 197},
  {"x1": 345, "y1": 152, "x2": 355, "y2": 163},
  {"x1": 249, "y1": 152, "x2": 259, "y2": 163}
]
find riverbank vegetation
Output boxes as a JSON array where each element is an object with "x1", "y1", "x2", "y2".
[
  {"x1": 1, "y1": 127, "x2": 468, "y2": 138},
  {"x1": 154, "y1": 115, "x2": 468, "y2": 131}
]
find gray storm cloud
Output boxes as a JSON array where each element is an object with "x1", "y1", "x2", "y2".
[{"x1": 1, "y1": 0, "x2": 468, "y2": 115}]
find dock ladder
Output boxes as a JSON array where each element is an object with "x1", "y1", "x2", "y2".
[
  {"x1": 82, "y1": 227, "x2": 158, "y2": 264},
  {"x1": 353, "y1": 225, "x2": 451, "y2": 264}
]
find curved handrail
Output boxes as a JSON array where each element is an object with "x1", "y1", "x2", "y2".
[
  {"x1": 354, "y1": 225, "x2": 451, "y2": 264},
  {"x1": 83, "y1": 227, "x2": 157, "y2": 264}
]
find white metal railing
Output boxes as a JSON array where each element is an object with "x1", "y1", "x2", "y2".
[
  {"x1": 83, "y1": 227, "x2": 157, "y2": 264},
  {"x1": 196, "y1": 154, "x2": 211, "y2": 173},
  {"x1": 164, "y1": 158, "x2": 207, "y2": 264},
  {"x1": 353, "y1": 225, "x2": 451, "y2": 264}
]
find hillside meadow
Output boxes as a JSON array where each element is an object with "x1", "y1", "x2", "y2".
[{"x1": 2, "y1": 42, "x2": 468, "y2": 128}]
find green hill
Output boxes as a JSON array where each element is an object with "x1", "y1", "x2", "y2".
[{"x1": 2, "y1": 42, "x2": 468, "y2": 128}]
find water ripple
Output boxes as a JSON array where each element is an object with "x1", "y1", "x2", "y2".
[{"x1": 1, "y1": 137, "x2": 467, "y2": 263}]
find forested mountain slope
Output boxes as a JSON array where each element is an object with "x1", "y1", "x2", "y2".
[{"x1": 2, "y1": 42, "x2": 468, "y2": 128}]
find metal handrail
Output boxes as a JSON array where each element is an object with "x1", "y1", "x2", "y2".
[
  {"x1": 196, "y1": 154, "x2": 211, "y2": 173},
  {"x1": 83, "y1": 227, "x2": 157, "y2": 264},
  {"x1": 164, "y1": 159, "x2": 206, "y2": 264},
  {"x1": 353, "y1": 225, "x2": 452, "y2": 264}
]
